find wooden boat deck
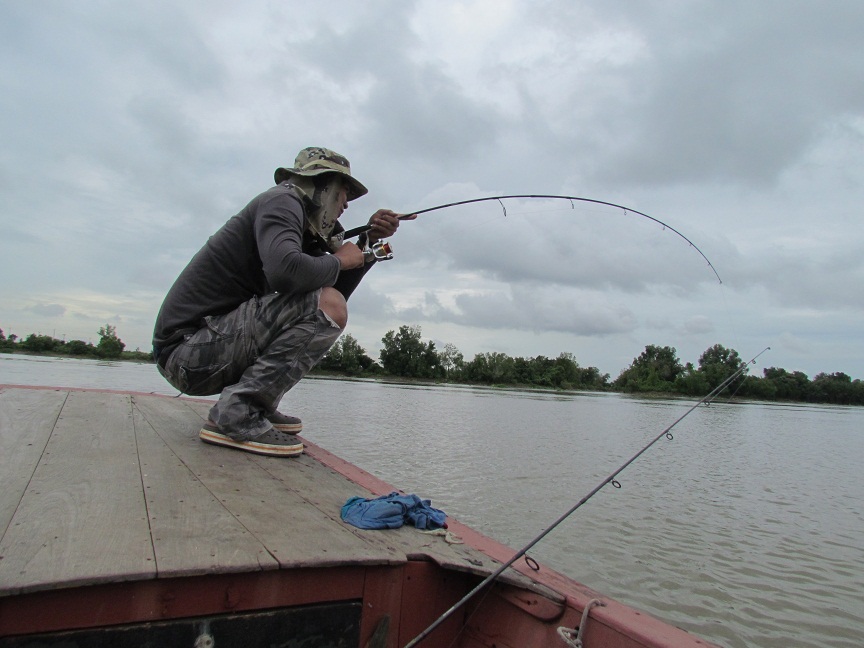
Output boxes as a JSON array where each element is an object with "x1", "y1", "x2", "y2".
[
  {"x1": 0, "y1": 385, "x2": 718, "y2": 648},
  {"x1": 0, "y1": 386, "x2": 538, "y2": 596}
]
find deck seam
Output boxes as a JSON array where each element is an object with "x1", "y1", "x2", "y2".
[
  {"x1": 131, "y1": 393, "x2": 296, "y2": 574},
  {"x1": 130, "y1": 396, "x2": 161, "y2": 576},
  {"x1": 0, "y1": 389, "x2": 69, "y2": 542},
  {"x1": 130, "y1": 395, "x2": 281, "y2": 571}
]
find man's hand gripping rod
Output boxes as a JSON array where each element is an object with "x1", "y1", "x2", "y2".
[{"x1": 348, "y1": 212, "x2": 417, "y2": 264}]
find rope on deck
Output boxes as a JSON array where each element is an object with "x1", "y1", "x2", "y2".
[{"x1": 557, "y1": 599, "x2": 606, "y2": 647}]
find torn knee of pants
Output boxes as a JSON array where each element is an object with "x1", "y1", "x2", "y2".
[{"x1": 319, "y1": 309, "x2": 344, "y2": 330}]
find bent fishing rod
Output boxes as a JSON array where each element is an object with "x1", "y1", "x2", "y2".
[
  {"x1": 344, "y1": 194, "x2": 723, "y2": 284},
  {"x1": 403, "y1": 346, "x2": 771, "y2": 648}
]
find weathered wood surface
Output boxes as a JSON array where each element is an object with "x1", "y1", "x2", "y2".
[
  {"x1": 180, "y1": 398, "x2": 558, "y2": 596},
  {"x1": 132, "y1": 394, "x2": 397, "y2": 571},
  {"x1": 0, "y1": 387, "x2": 536, "y2": 599},
  {"x1": 0, "y1": 390, "x2": 154, "y2": 595},
  {"x1": 131, "y1": 402, "x2": 278, "y2": 577},
  {"x1": 0, "y1": 389, "x2": 67, "y2": 538}
]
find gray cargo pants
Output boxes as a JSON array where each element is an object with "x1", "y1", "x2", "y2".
[{"x1": 157, "y1": 289, "x2": 342, "y2": 440}]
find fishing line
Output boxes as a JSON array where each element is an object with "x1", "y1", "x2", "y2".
[
  {"x1": 344, "y1": 194, "x2": 723, "y2": 284},
  {"x1": 402, "y1": 346, "x2": 770, "y2": 648}
]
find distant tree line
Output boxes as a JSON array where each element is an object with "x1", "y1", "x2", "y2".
[
  {"x1": 317, "y1": 325, "x2": 864, "y2": 406},
  {"x1": 612, "y1": 343, "x2": 864, "y2": 405},
  {"x1": 0, "y1": 325, "x2": 150, "y2": 361},
  {"x1": 5, "y1": 323, "x2": 861, "y2": 405},
  {"x1": 317, "y1": 324, "x2": 609, "y2": 390}
]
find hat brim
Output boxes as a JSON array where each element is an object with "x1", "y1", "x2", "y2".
[{"x1": 274, "y1": 167, "x2": 368, "y2": 201}]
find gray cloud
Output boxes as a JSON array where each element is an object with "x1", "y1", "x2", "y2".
[
  {"x1": 586, "y1": 2, "x2": 864, "y2": 187},
  {"x1": 27, "y1": 303, "x2": 67, "y2": 317},
  {"x1": 1, "y1": 1, "x2": 862, "y2": 379}
]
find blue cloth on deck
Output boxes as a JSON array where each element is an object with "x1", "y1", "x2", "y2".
[{"x1": 340, "y1": 492, "x2": 447, "y2": 530}]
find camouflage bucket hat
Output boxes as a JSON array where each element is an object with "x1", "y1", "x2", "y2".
[{"x1": 274, "y1": 147, "x2": 368, "y2": 201}]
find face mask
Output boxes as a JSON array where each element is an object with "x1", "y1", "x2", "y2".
[
  {"x1": 282, "y1": 174, "x2": 346, "y2": 251},
  {"x1": 308, "y1": 176, "x2": 344, "y2": 241},
  {"x1": 309, "y1": 177, "x2": 343, "y2": 239}
]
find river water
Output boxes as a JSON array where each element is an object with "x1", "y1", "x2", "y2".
[{"x1": 2, "y1": 354, "x2": 862, "y2": 648}]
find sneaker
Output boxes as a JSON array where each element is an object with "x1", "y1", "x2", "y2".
[
  {"x1": 199, "y1": 421, "x2": 304, "y2": 457},
  {"x1": 266, "y1": 411, "x2": 302, "y2": 434}
]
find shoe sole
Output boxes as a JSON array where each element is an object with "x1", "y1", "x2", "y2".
[
  {"x1": 271, "y1": 422, "x2": 302, "y2": 434},
  {"x1": 199, "y1": 427, "x2": 304, "y2": 457}
]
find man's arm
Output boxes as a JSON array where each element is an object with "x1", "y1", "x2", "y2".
[{"x1": 256, "y1": 190, "x2": 345, "y2": 295}]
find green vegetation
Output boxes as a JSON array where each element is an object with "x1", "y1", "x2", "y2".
[
  {"x1": 316, "y1": 327, "x2": 864, "y2": 406},
  {"x1": 0, "y1": 325, "x2": 151, "y2": 362},
  {"x1": 3, "y1": 324, "x2": 862, "y2": 405}
]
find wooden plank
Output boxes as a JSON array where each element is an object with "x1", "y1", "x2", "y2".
[
  {"x1": 132, "y1": 394, "x2": 402, "y2": 570},
  {"x1": 0, "y1": 391, "x2": 155, "y2": 596},
  {"x1": 285, "y1": 438, "x2": 564, "y2": 599},
  {"x1": 131, "y1": 403, "x2": 279, "y2": 578},
  {"x1": 359, "y1": 566, "x2": 405, "y2": 648},
  {"x1": 151, "y1": 397, "x2": 558, "y2": 598},
  {"x1": 397, "y1": 561, "x2": 473, "y2": 648},
  {"x1": 0, "y1": 388, "x2": 68, "y2": 538},
  {"x1": 169, "y1": 398, "x2": 376, "y2": 514},
  {"x1": 248, "y1": 447, "x2": 483, "y2": 566}
]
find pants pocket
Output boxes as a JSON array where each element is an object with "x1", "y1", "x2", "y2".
[
  {"x1": 177, "y1": 362, "x2": 232, "y2": 396},
  {"x1": 168, "y1": 316, "x2": 242, "y2": 395}
]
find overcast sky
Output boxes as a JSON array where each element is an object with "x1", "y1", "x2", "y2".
[{"x1": 2, "y1": 1, "x2": 863, "y2": 381}]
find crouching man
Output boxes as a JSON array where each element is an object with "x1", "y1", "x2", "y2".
[{"x1": 152, "y1": 147, "x2": 411, "y2": 456}]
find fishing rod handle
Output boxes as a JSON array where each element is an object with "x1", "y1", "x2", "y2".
[{"x1": 344, "y1": 217, "x2": 410, "y2": 240}]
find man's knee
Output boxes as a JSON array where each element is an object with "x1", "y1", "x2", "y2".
[{"x1": 319, "y1": 287, "x2": 348, "y2": 329}]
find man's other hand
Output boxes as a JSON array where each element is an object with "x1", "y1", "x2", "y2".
[{"x1": 368, "y1": 209, "x2": 417, "y2": 243}]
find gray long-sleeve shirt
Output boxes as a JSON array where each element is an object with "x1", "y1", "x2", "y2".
[{"x1": 153, "y1": 183, "x2": 341, "y2": 349}]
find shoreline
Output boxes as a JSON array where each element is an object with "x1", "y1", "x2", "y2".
[{"x1": 3, "y1": 350, "x2": 853, "y2": 409}]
